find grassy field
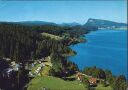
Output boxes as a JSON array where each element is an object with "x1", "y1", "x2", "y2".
[
  {"x1": 41, "y1": 32, "x2": 63, "y2": 40},
  {"x1": 96, "y1": 84, "x2": 113, "y2": 90},
  {"x1": 40, "y1": 66, "x2": 51, "y2": 76},
  {"x1": 27, "y1": 76, "x2": 114, "y2": 90},
  {"x1": 31, "y1": 63, "x2": 42, "y2": 75},
  {"x1": 27, "y1": 76, "x2": 86, "y2": 90}
]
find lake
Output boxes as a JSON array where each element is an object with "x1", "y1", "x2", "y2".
[{"x1": 69, "y1": 30, "x2": 127, "y2": 78}]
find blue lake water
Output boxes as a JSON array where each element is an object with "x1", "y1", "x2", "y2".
[{"x1": 69, "y1": 30, "x2": 127, "y2": 78}]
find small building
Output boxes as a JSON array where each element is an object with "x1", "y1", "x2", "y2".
[
  {"x1": 76, "y1": 72, "x2": 84, "y2": 82},
  {"x1": 89, "y1": 77, "x2": 97, "y2": 86}
]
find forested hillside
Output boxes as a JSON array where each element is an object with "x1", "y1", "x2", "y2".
[{"x1": 0, "y1": 23, "x2": 85, "y2": 90}]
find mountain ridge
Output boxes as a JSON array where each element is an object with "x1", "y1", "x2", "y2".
[
  {"x1": 0, "y1": 18, "x2": 127, "y2": 29},
  {"x1": 84, "y1": 18, "x2": 127, "y2": 29}
]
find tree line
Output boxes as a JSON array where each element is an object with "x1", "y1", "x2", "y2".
[{"x1": 83, "y1": 66, "x2": 127, "y2": 90}]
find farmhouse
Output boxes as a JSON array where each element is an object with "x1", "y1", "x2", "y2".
[
  {"x1": 76, "y1": 72, "x2": 84, "y2": 82},
  {"x1": 89, "y1": 77, "x2": 97, "y2": 86}
]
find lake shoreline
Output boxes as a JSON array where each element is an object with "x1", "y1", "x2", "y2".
[{"x1": 69, "y1": 29, "x2": 127, "y2": 78}]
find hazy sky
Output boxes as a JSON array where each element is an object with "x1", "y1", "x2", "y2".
[{"x1": 0, "y1": 1, "x2": 127, "y2": 24}]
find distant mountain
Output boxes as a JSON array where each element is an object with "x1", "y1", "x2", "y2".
[
  {"x1": 0, "y1": 21, "x2": 81, "y2": 27},
  {"x1": 0, "y1": 21, "x2": 57, "y2": 26},
  {"x1": 59, "y1": 22, "x2": 81, "y2": 27},
  {"x1": 17, "y1": 21, "x2": 58, "y2": 26},
  {"x1": 84, "y1": 18, "x2": 127, "y2": 29}
]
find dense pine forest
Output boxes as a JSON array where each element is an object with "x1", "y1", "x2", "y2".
[{"x1": 0, "y1": 23, "x2": 89, "y2": 60}]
